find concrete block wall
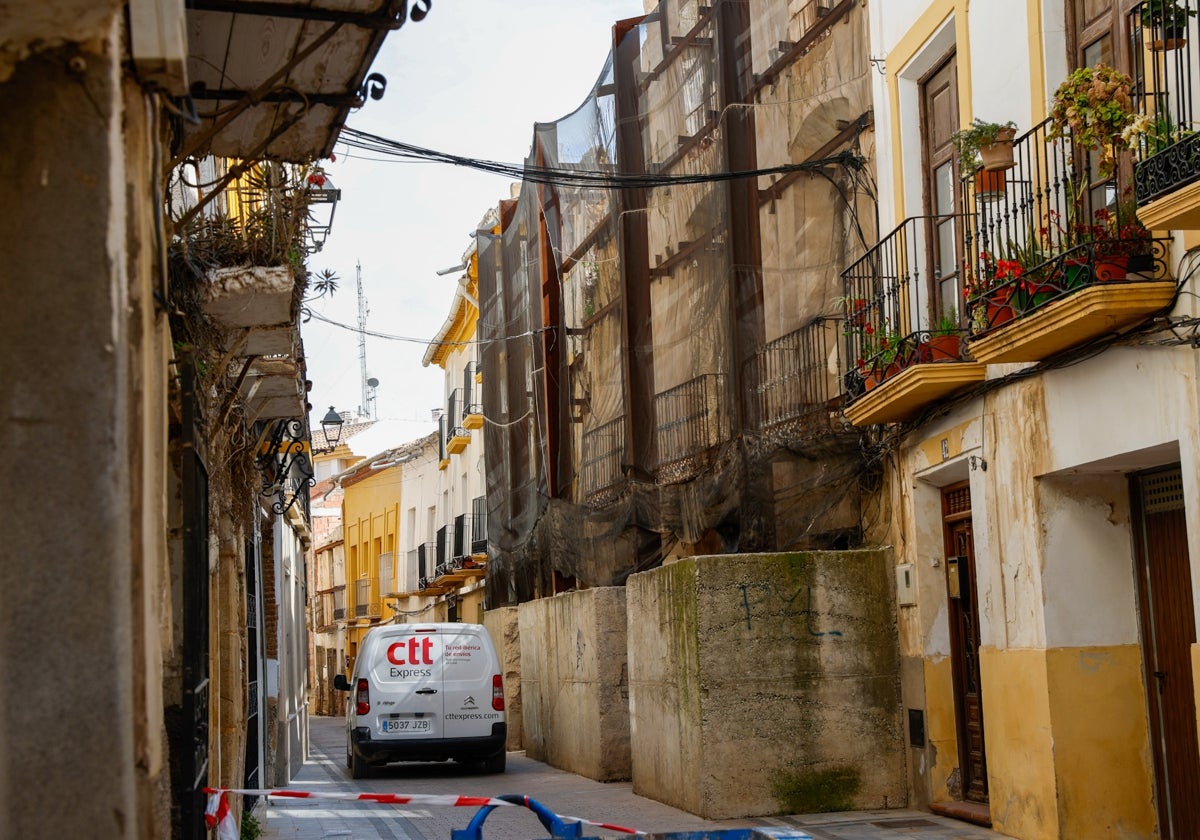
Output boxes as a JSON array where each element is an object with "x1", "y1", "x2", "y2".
[
  {"x1": 482, "y1": 606, "x2": 523, "y2": 751},
  {"x1": 627, "y1": 551, "x2": 906, "y2": 818},
  {"x1": 517, "y1": 588, "x2": 631, "y2": 781}
]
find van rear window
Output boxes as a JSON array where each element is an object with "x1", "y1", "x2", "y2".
[
  {"x1": 375, "y1": 634, "x2": 439, "y2": 682},
  {"x1": 439, "y1": 632, "x2": 489, "y2": 681}
]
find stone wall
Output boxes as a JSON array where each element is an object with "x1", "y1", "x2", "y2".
[
  {"x1": 517, "y1": 588, "x2": 630, "y2": 780},
  {"x1": 482, "y1": 606, "x2": 523, "y2": 751},
  {"x1": 626, "y1": 551, "x2": 905, "y2": 818}
]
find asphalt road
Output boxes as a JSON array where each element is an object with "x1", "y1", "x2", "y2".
[{"x1": 260, "y1": 716, "x2": 1011, "y2": 840}]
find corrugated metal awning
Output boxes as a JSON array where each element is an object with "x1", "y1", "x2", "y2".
[{"x1": 181, "y1": 0, "x2": 428, "y2": 162}]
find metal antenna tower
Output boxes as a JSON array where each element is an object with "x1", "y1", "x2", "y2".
[{"x1": 356, "y1": 260, "x2": 372, "y2": 419}]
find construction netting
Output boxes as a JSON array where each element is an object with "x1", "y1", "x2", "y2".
[{"x1": 481, "y1": 0, "x2": 877, "y2": 606}]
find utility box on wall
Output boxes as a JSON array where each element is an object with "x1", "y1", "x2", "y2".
[{"x1": 626, "y1": 550, "x2": 906, "y2": 819}]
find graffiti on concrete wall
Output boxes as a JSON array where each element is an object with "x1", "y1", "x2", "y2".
[{"x1": 737, "y1": 582, "x2": 844, "y2": 637}]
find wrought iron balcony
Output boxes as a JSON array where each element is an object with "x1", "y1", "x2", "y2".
[
  {"x1": 417, "y1": 541, "x2": 435, "y2": 580},
  {"x1": 653, "y1": 374, "x2": 729, "y2": 481},
  {"x1": 471, "y1": 495, "x2": 487, "y2": 554},
  {"x1": 453, "y1": 514, "x2": 470, "y2": 557},
  {"x1": 1132, "y1": 0, "x2": 1200, "y2": 208},
  {"x1": 354, "y1": 579, "x2": 370, "y2": 617},
  {"x1": 744, "y1": 319, "x2": 842, "y2": 437},
  {"x1": 840, "y1": 214, "x2": 986, "y2": 424},
  {"x1": 962, "y1": 116, "x2": 1174, "y2": 363},
  {"x1": 436, "y1": 524, "x2": 454, "y2": 565},
  {"x1": 580, "y1": 415, "x2": 625, "y2": 505}
]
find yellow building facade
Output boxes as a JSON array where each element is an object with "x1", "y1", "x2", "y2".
[
  {"x1": 864, "y1": 1, "x2": 1200, "y2": 837},
  {"x1": 341, "y1": 462, "x2": 401, "y2": 669}
]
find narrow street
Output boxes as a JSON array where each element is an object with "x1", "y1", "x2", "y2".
[{"x1": 263, "y1": 717, "x2": 1011, "y2": 840}]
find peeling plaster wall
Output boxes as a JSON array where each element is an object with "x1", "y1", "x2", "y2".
[
  {"x1": 888, "y1": 343, "x2": 1198, "y2": 838},
  {"x1": 0, "y1": 0, "x2": 124, "y2": 81},
  {"x1": 0, "y1": 12, "x2": 172, "y2": 836}
]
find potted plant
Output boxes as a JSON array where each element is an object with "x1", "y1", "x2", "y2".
[
  {"x1": 835, "y1": 293, "x2": 871, "y2": 327},
  {"x1": 856, "y1": 322, "x2": 904, "y2": 390},
  {"x1": 966, "y1": 250, "x2": 1025, "y2": 332},
  {"x1": 1090, "y1": 195, "x2": 1154, "y2": 279},
  {"x1": 1048, "y1": 64, "x2": 1151, "y2": 178},
  {"x1": 1142, "y1": 0, "x2": 1195, "y2": 49},
  {"x1": 926, "y1": 309, "x2": 962, "y2": 361},
  {"x1": 951, "y1": 118, "x2": 1019, "y2": 178}
]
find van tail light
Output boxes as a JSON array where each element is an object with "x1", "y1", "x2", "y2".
[
  {"x1": 492, "y1": 674, "x2": 504, "y2": 711},
  {"x1": 355, "y1": 678, "x2": 371, "y2": 715}
]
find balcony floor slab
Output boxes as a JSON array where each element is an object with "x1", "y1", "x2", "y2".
[
  {"x1": 845, "y1": 362, "x2": 987, "y2": 426},
  {"x1": 967, "y1": 281, "x2": 1176, "y2": 364}
]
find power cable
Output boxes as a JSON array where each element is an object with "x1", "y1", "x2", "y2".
[{"x1": 338, "y1": 126, "x2": 861, "y2": 190}]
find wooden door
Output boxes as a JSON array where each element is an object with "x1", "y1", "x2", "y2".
[
  {"x1": 1132, "y1": 465, "x2": 1200, "y2": 839},
  {"x1": 921, "y1": 53, "x2": 963, "y2": 320},
  {"x1": 943, "y1": 483, "x2": 988, "y2": 803}
]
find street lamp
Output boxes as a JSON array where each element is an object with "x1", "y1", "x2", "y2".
[
  {"x1": 320, "y1": 406, "x2": 345, "y2": 451},
  {"x1": 304, "y1": 168, "x2": 341, "y2": 253}
]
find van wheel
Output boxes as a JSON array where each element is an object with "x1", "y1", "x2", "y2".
[
  {"x1": 483, "y1": 750, "x2": 506, "y2": 774},
  {"x1": 350, "y1": 750, "x2": 370, "y2": 780}
]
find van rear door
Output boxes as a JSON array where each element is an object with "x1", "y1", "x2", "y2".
[
  {"x1": 439, "y1": 626, "x2": 502, "y2": 739},
  {"x1": 367, "y1": 628, "x2": 443, "y2": 739}
]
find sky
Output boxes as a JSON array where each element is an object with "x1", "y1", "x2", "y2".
[{"x1": 302, "y1": 1, "x2": 644, "y2": 448}]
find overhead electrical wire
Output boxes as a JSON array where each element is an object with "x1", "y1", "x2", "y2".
[
  {"x1": 338, "y1": 126, "x2": 861, "y2": 190},
  {"x1": 303, "y1": 307, "x2": 548, "y2": 346}
]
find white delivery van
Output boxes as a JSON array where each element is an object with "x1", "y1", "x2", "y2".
[{"x1": 333, "y1": 623, "x2": 506, "y2": 777}]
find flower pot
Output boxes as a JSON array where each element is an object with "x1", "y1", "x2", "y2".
[
  {"x1": 1062, "y1": 258, "x2": 1090, "y2": 289},
  {"x1": 979, "y1": 127, "x2": 1016, "y2": 171},
  {"x1": 1017, "y1": 279, "x2": 1058, "y2": 312},
  {"x1": 1127, "y1": 253, "x2": 1155, "y2": 275},
  {"x1": 1094, "y1": 254, "x2": 1130, "y2": 281},
  {"x1": 1152, "y1": 26, "x2": 1188, "y2": 50},
  {"x1": 862, "y1": 363, "x2": 901, "y2": 391},
  {"x1": 974, "y1": 169, "x2": 1006, "y2": 201},
  {"x1": 846, "y1": 299, "x2": 869, "y2": 327},
  {"x1": 925, "y1": 333, "x2": 962, "y2": 361},
  {"x1": 985, "y1": 286, "x2": 1017, "y2": 327}
]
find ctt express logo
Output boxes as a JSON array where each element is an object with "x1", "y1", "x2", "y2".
[
  {"x1": 387, "y1": 638, "x2": 435, "y2": 679},
  {"x1": 388, "y1": 638, "x2": 435, "y2": 665}
]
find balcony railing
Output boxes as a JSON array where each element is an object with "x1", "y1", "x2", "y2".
[
  {"x1": 1132, "y1": 0, "x2": 1200, "y2": 204},
  {"x1": 447, "y1": 388, "x2": 468, "y2": 437},
  {"x1": 841, "y1": 214, "x2": 963, "y2": 400},
  {"x1": 332, "y1": 585, "x2": 345, "y2": 621},
  {"x1": 744, "y1": 319, "x2": 842, "y2": 432},
  {"x1": 417, "y1": 542, "x2": 435, "y2": 581},
  {"x1": 405, "y1": 547, "x2": 420, "y2": 591},
  {"x1": 453, "y1": 514, "x2": 469, "y2": 557},
  {"x1": 580, "y1": 415, "x2": 625, "y2": 502},
  {"x1": 964, "y1": 116, "x2": 1170, "y2": 337},
  {"x1": 653, "y1": 374, "x2": 729, "y2": 478},
  {"x1": 354, "y1": 579, "x2": 370, "y2": 617},
  {"x1": 471, "y1": 496, "x2": 487, "y2": 553}
]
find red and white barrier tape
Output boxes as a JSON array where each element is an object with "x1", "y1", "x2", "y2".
[{"x1": 203, "y1": 788, "x2": 643, "y2": 835}]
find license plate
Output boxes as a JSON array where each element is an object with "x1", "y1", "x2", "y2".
[{"x1": 382, "y1": 718, "x2": 430, "y2": 733}]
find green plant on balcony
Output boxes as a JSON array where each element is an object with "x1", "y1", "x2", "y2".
[
  {"x1": 1142, "y1": 0, "x2": 1196, "y2": 39},
  {"x1": 853, "y1": 320, "x2": 905, "y2": 388},
  {"x1": 931, "y1": 308, "x2": 960, "y2": 337},
  {"x1": 951, "y1": 118, "x2": 1018, "y2": 177},
  {"x1": 1048, "y1": 64, "x2": 1151, "y2": 178},
  {"x1": 921, "y1": 308, "x2": 963, "y2": 362},
  {"x1": 966, "y1": 250, "x2": 1029, "y2": 332}
]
